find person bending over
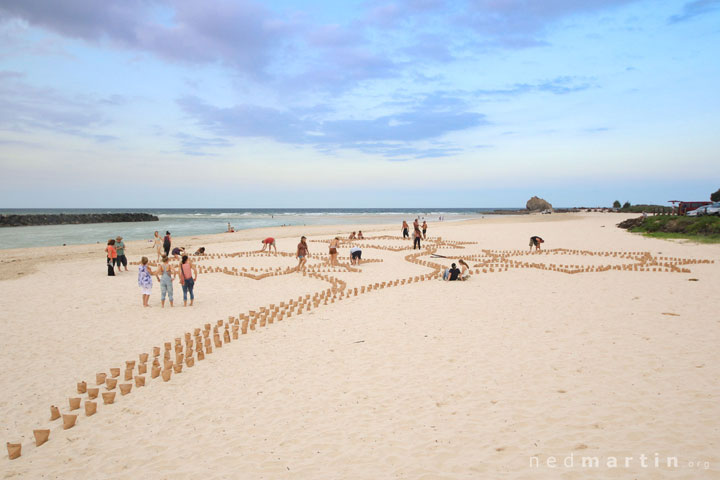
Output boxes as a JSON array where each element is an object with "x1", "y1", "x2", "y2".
[
  {"x1": 350, "y1": 246, "x2": 362, "y2": 265},
  {"x1": 260, "y1": 237, "x2": 277, "y2": 254},
  {"x1": 529, "y1": 236, "x2": 544, "y2": 252}
]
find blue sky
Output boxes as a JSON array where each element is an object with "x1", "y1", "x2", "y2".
[{"x1": 0, "y1": 0, "x2": 719, "y2": 208}]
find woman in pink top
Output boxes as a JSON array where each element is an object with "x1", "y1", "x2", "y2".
[{"x1": 178, "y1": 254, "x2": 198, "y2": 306}]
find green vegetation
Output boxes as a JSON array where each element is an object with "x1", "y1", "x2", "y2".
[
  {"x1": 619, "y1": 204, "x2": 673, "y2": 214},
  {"x1": 613, "y1": 200, "x2": 621, "y2": 208},
  {"x1": 711, "y1": 188, "x2": 720, "y2": 203},
  {"x1": 628, "y1": 215, "x2": 720, "y2": 243}
]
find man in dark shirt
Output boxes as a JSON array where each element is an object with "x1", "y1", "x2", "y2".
[
  {"x1": 529, "y1": 236, "x2": 544, "y2": 251},
  {"x1": 447, "y1": 263, "x2": 460, "y2": 281}
]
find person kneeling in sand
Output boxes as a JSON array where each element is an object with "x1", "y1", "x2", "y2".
[
  {"x1": 260, "y1": 237, "x2": 277, "y2": 254},
  {"x1": 357, "y1": 231, "x2": 364, "y2": 239},
  {"x1": 348, "y1": 231, "x2": 356, "y2": 240},
  {"x1": 458, "y1": 259, "x2": 470, "y2": 280},
  {"x1": 194, "y1": 247, "x2": 206, "y2": 255},
  {"x1": 529, "y1": 236, "x2": 544, "y2": 252}
]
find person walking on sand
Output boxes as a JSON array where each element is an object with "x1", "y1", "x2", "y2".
[
  {"x1": 162, "y1": 231, "x2": 172, "y2": 257},
  {"x1": 529, "y1": 236, "x2": 544, "y2": 252},
  {"x1": 329, "y1": 237, "x2": 340, "y2": 266},
  {"x1": 156, "y1": 255, "x2": 175, "y2": 308},
  {"x1": 422, "y1": 221, "x2": 428, "y2": 239},
  {"x1": 402, "y1": 221, "x2": 409, "y2": 239},
  {"x1": 296, "y1": 236, "x2": 309, "y2": 270},
  {"x1": 152, "y1": 231, "x2": 162, "y2": 262},
  {"x1": 179, "y1": 254, "x2": 198, "y2": 307},
  {"x1": 115, "y1": 236, "x2": 128, "y2": 271},
  {"x1": 105, "y1": 239, "x2": 117, "y2": 276},
  {"x1": 138, "y1": 256, "x2": 155, "y2": 307},
  {"x1": 413, "y1": 226, "x2": 422, "y2": 250},
  {"x1": 260, "y1": 237, "x2": 277, "y2": 254}
]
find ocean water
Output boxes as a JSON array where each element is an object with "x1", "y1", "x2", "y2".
[{"x1": 0, "y1": 208, "x2": 497, "y2": 249}]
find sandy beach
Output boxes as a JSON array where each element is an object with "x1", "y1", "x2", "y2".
[{"x1": 1, "y1": 212, "x2": 718, "y2": 479}]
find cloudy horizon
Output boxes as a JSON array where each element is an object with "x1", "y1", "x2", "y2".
[{"x1": 1, "y1": 0, "x2": 719, "y2": 208}]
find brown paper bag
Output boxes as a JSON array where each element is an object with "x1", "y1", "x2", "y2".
[
  {"x1": 105, "y1": 378, "x2": 117, "y2": 389},
  {"x1": 110, "y1": 368, "x2": 120, "y2": 378},
  {"x1": 6, "y1": 442, "x2": 21, "y2": 460},
  {"x1": 173, "y1": 364, "x2": 183, "y2": 374},
  {"x1": 151, "y1": 365, "x2": 160, "y2": 378},
  {"x1": 135, "y1": 376, "x2": 145, "y2": 387},
  {"x1": 139, "y1": 353, "x2": 149, "y2": 363},
  {"x1": 77, "y1": 381, "x2": 87, "y2": 394},
  {"x1": 138, "y1": 363, "x2": 147, "y2": 374},
  {"x1": 102, "y1": 392, "x2": 116, "y2": 404},
  {"x1": 119, "y1": 383, "x2": 132, "y2": 395},
  {"x1": 69, "y1": 397, "x2": 81, "y2": 410},
  {"x1": 87, "y1": 387, "x2": 99, "y2": 399},
  {"x1": 50, "y1": 405, "x2": 60, "y2": 420},
  {"x1": 85, "y1": 401, "x2": 97, "y2": 416},
  {"x1": 124, "y1": 369, "x2": 133, "y2": 381},
  {"x1": 96, "y1": 372, "x2": 107, "y2": 385},
  {"x1": 161, "y1": 369, "x2": 172, "y2": 382},
  {"x1": 33, "y1": 429, "x2": 50, "y2": 447},
  {"x1": 62, "y1": 414, "x2": 77, "y2": 430}
]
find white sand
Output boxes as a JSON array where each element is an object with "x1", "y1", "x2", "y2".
[{"x1": 1, "y1": 213, "x2": 719, "y2": 479}]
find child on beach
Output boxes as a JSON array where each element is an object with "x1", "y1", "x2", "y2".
[
  {"x1": 179, "y1": 254, "x2": 198, "y2": 307},
  {"x1": 115, "y1": 236, "x2": 128, "y2": 271},
  {"x1": 105, "y1": 239, "x2": 117, "y2": 276},
  {"x1": 138, "y1": 257, "x2": 155, "y2": 307},
  {"x1": 156, "y1": 255, "x2": 175, "y2": 308},
  {"x1": 296, "y1": 236, "x2": 309, "y2": 270}
]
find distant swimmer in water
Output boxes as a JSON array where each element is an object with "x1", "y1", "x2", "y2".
[
  {"x1": 529, "y1": 236, "x2": 544, "y2": 251},
  {"x1": 260, "y1": 237, "x2": 277, "y2": 254}
]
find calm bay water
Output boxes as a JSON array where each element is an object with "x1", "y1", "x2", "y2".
[{"x1": 0, "y1": 208, "x2": 499, "y2": 249}]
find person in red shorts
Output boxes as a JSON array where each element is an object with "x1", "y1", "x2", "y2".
[{"x1": 260, "y1": 237, "x2": 277, "y2": 254}]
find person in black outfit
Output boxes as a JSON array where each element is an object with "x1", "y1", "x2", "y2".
[
  {"x1": 413, "y1": 228, "x2": 422, "y2": 249},
  {"x1": 444, "y1": 263, "x2": 460, "y2": 281},
  {"x1": 163, "y1": 231, "x2": 172, "y2": 257}
]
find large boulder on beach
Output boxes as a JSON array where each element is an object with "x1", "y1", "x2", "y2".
[{"x1": 526, "y1": 196, "x2": 552, "y2": 212}]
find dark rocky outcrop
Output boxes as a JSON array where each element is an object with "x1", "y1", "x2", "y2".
[
  {"x1": 617, "y1": 217, "x2": 644, "y2": 230},
  {"x1": 0, "y1": 213, "x2": 159, "y2": 227},
  {"x1": 526, "y1": 196, "x2": 552, "y2": 211}
]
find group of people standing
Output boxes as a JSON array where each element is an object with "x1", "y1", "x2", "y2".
[
  {"x1": 402, "y1": 219, "x2": 428, "y2": 250},
  {"x1": 137, "y1": 252, "x2": 198, "y2": 308},
  {"x1": 105, "y1": 236, "x2": 128, "y2": 276}
]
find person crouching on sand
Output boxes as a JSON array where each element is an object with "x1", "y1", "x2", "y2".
[
  {"x1": 350, "y1": 246, "x2": 362, "y2": 265},
  {"x1": 357, "y1": 230, "x2": 364, "y2": 239},
  {"x1": 443, "y1": 263, "x2": 461, "y2": 281},
  {"x1": 138, "y1": 257, "x2": 155, "y2": 307},
  {"x1": 529, "y1": 236, "x2": 544, "y2": 252},
  {"x1": 179, "y1": 254, "x2": 198, "y2": 307},
  {"x1": 260, "y1": 237, "x2": 277, "y2": 254},
  {"x1": 296, "y1": 236, "x2": 309, "y2": 270},
  {"x1": 156, "y1": 255, "x2": 175, "y2": 308}
]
